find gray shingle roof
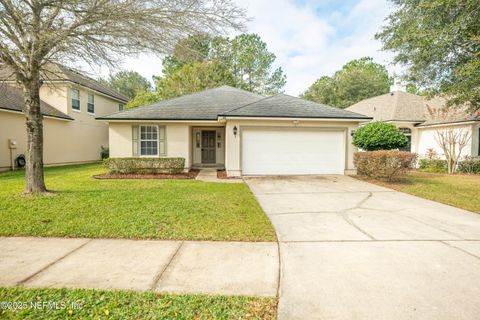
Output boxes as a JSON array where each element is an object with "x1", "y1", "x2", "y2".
[
  {"x1": 0, "y1": 63, "x2": 129, "y2": 103},
  {"x1": 221, "y1": 94, "x2": 372, "y2": 119},
  {"x1": 97, "y1": 86, "x2": 265, "y2": 120},
  {"x1": 0, "y1": 84, "x2": 73, "y2": 120},
  {"x1": 98, "y1": 87, "x2": 371, "y2": 121}
]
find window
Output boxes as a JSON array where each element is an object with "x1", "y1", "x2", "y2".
[
  {"x1": 132, "y1": 125, "x2": 165, "y2": 156},
  {"x1": 119, "y1": 104, "x2": 124, "y2": 111},
  {"x1": 399, "y1": 127, "x2": 412, "y2": 152},
  {"x1": 71, "y1": 89, "x2": 80, "y2": 111},
  {"x1": 87, "y1": 93, "x2": 95, "y2": 114}
]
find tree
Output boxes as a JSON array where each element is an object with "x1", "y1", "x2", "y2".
[
  {"x1": 155, "y1": 33, "x2": 286, "y2": 97},
  {"x1": 101, "y1": 71, "x2": 151, "y2": 99},
  {"x1": 0, "y1": 0, "x2": 245, "y2": 194},
  {"x1": 352, "y1": 122, "x2": 409, "y2": 151},
  {"x1": 302, "y1": 57, "x2": 393, "y2": 108},
  {"x1": 376, "y1": 0, "x2": 480, "y2": 112},
  {"x1": 435, "y1": 128, "x2": 471, "y2": 174}
]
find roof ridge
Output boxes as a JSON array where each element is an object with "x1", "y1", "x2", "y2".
[{"x1": 219, "y1": 94, "x2": 273, "y2": 115}]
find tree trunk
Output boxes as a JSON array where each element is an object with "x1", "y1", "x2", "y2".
[{"x1": 23, "y1": 78, "x2": 47, "y2": 194}]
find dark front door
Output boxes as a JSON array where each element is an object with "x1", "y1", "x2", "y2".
[{"x1": 201, "y1": 131, "x2": 216, "y2": 164}]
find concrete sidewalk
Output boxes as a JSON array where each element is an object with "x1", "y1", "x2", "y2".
[{"x1": 0, "y1": 237, "x2": 278, "y2": 297}]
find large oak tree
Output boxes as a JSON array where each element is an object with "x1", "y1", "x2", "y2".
[{"x1": 0, "y1": 0, "x2": 245, "y2": 194}]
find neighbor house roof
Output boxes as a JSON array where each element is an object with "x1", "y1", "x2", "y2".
[
  {"x1": 0, "y1": 84, "x2": 73, "y2": 120},
  {"x1": 346, "y1": 91, "x2": 432, "y2": 122},
  {"x1": 221, "y1": 93, "x2": 371, "y2": 119},
  {"x1": 0, "y1": 63, "x2": 129, "y2": 103},
  {"x1": 346, "y1": 90, "x2": 479, "y2": 126},
  {"x1": 98, "y1": 86, "x2": 371, "y2": 121}
]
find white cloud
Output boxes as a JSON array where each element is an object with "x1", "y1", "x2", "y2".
[{"x1": 96, "y1": 0, "x2": 399, "y2": 96}]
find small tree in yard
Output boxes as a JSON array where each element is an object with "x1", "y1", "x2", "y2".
[
  {"x1": 434, "y1": 129, "x2": 471, "y2": 174},
  {"x1": 352, "y1": 122, "x2": 408, "y2": 151},
  {"x1": 0, "y1": 0, "x2": 245, "y2": 194}
]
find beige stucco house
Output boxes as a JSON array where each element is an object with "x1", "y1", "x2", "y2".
[
  {"x1": 0, "y1": 64, "x2": 129, "y2": 171},
  {"x1": 347, "y1": 86, "x2": 480, "y2": 159},
  {"x1": 97, "y1": 86, "x2": 371, "y2": 176}
]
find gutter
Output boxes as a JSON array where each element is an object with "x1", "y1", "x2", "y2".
[{"x1": 0, "y1": 107, "x2": 73, "y2": 121}]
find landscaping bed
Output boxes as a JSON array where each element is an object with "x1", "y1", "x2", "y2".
[
  {"x1": 93, "y1": 169, "x2": 199, "y2": 180},
  {"x1": 0, "y1": 287, "x2": 277, "y2": 320},
  {"x1": 217, "y1": 169, "x2": 242, "y2": 180},
  {"x1": 356, "y1": 171, "x2": 480, "y2": 213},
  {"x1": 0, "y1": 163, "x2": 276, "y2": 241}
]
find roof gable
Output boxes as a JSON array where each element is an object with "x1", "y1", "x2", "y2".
[{"x1": 0, "y1": 84, "x2": 72, "y2": 120}]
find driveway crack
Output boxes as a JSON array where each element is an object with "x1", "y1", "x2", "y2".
[{"x1": 340, "y1": 192, "x2": 376, "y2": 240}]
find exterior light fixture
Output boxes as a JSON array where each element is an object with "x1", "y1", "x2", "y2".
[
  {"x1": 233, "y1": 126, "x2": 238, "y2": 137},
  {"x1": 350, "y1": 130, "x2": 356, "y2": 137}
]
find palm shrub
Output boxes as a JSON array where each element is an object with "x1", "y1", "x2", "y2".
[{"x1": 353, "y1": 122, "x2": 408, "y2": 151}]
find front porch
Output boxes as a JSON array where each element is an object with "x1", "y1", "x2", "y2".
[{"x1": 191, "y1": 126, "x2": 226, "y2": 169}]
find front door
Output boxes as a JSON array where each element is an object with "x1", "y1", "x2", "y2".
[{"x1": 201, "y1": 130, "x2": 216, "y2": 164}]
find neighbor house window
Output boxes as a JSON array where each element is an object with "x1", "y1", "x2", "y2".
[
  {"x1": 119, "y1": 104, "x2": 124, "y2": 111},
  {"x1": 399, "y1": 127, "x2": 412, "y2": 151},
  {"x1": 71, "y1": 89, "x2": 80, "y2": 111},
  {"x1": 87, "y1": 93, "x2": 95, "y2": 114}
]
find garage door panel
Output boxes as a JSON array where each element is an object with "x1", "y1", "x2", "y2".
[{"x1": 242, "y1": 129, "x2": 345, "y2": 175}]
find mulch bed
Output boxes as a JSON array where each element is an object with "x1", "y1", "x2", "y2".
[
  {"x1": 217, "y1": 169, "x2": 242, "y2": 180},
  {"x1": 93, "y1": 169, "x2": 200, "y2": 180}
]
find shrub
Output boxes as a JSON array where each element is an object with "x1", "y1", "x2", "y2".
[
  {"x1": 104, "y1": 157, "x2": 185, "y2": 174},
  {"x1": 458, "y1": 157, "x2": 480, "y2": 174},
  {"x1": 353, "y1": 122, "x2": 409, "y2": 151},
  {"x1": 354, "y1": 150, "x2": 417, "y2": 180},
  {"x1": 418, "y1": 159, "x2": 448, "y2": 173},
  {"x1": 100, "y1": 146, "x2": 109, "y2": 160}
]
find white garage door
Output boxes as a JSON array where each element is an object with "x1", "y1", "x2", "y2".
[{"x1": 242, "y1": 128, "x2": 345, "y2": 175}]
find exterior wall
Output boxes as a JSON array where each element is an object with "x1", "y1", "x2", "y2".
[
  {"x1": 416, "y1": 123, "x2": 476, "y2": 159},
  {"x1": 224, "y1": 119, "x2": 360, "y2": 176},
  {"x1": 0, "y1": 110, "x2": 108, "y2": 171},
  {"x1": 0, "y1": 83, "x2": 126, "y2": 171},
  {"x1": 108, "y1": 122, "x2": 222, "y2": 169}
]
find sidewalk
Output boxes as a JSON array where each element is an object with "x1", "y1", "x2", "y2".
[{"x1": 0, "y1": 237, "x2": 278, "y2": 297}]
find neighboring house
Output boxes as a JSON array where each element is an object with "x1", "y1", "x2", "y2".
[
  {"x1": 346, "y1": 86, "x2": 480, "y2": 158},
  {"x1": 0, "y1": 64, "x2": 129, "y2": 171},
  {"x1": 97, "y1": 86, "x2": 371, "y2": 176}
]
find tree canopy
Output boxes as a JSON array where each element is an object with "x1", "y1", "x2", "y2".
[
  {"x1": 302, "y1": 57, "x2": 393, "y2": 108},
  {"x1": 376, "y1": 0, "x2": 480, "y2": 111},
  {"x1": 0, "y1": 0, "x2": 246, "y2": 193},
  {"x1": 100, "y1": 71, "x2": 151, "y2": 99},
  {"x1": 128, "y1": 33, "x2": 286, "y2": 107}
]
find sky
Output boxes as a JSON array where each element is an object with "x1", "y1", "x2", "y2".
[{"x1": 101, "y1": 0, "x2": 400, "y2": 96}]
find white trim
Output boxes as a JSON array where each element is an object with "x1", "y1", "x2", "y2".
[
  {"x1": 417, "y1": 121, "x2": 478, "y2": 129},
  {"x1": 220, "y1": 116, "x2": 369, "y2": 122},
  {"x1": 98, "y1": 119, "x2": 222, "y2": 123}
]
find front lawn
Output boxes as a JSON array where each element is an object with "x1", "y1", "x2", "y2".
[
  {"x1": 0, "y1": 287, "x2": 277, "y2": 320},
  {"x1": 0, "y1": 163, "x2": 276, "y2": 241},
  {"x1": 358, "y1": 171, "x2": 480, "y2": 213}
]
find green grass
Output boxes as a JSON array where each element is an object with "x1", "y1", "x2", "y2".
[
  {"x1": 0, "y1": 287, "x2": 277, "y2": 320},
  {"x1": 0, "y1": 163, "x2": 276, "y2": 241},
  {"x1": 361, "y1": 171, "x2": 480, "y2": 213}
]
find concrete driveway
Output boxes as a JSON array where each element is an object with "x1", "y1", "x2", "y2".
[{"x1": 245, "y1": 175, "x2": 480, "y2": 320}]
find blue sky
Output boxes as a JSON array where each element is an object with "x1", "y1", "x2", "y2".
[{"x1": 105, "y1": 0, "x2": 398, "y2": 96}]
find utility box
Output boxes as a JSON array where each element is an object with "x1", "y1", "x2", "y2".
[{"x1": 9, "y1": 139, "x2": 17, "y2": 149}]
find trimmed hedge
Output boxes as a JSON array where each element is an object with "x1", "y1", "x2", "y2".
[
  {"x1": 104, "y1": 157, "x2": 185, "y2": 174},
  {"x1": 352, "y1": 122, "x2": 408, "y2": 151},
  {"x1": 354, "y1": 150, "x2": 417, "y2": 180},
  {"x1": 418, "y1": 159, "x2": 448, "y2": 173},
  {"x1": 458, "y1": 157, "x2": 480, "y2": 174}
]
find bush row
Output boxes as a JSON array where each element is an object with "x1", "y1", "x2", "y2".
[
  {"x1": 418, "y1": 157, "x2": 480, "y2": 174},
  {"x1": 457, "y1": 157, "x2": 480, "y2": 174},
  {"x1": 104, "y1": 157, "x2": 185, "y2": 174},
  {"x1": 354, "y1": 150, "x2": 417, "y2": 180}
]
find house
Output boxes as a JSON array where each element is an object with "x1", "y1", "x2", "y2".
[
  {"x1": 346, "y1": 86, "x2": 480, "y2": 158},
  {"x1": 0, "y1": 64, "x2": 129, "y2": 171},
  {"x1": 97, "y1": 86, "x2": 371, "y2": 176}
]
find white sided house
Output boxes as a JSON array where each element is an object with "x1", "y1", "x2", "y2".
[
  {"x1": 0, "y1": 64, "x2": 129, "y2": 171},
  {"x1": 347, "y1": 86, "x2": 480, "y2": 159},
  {"x1": 97, "y1": 86, "x2": 372, "y2": 176}
]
